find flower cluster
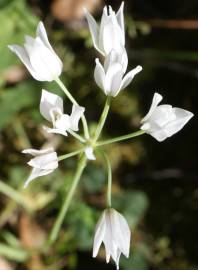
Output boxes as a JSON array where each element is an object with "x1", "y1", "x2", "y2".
[
  {"x1": 84, "y1": 2, "x2": 142, "y2": 97},
  {"x1": 8, "y1": 2, "x2": 193, "y2": 269}
]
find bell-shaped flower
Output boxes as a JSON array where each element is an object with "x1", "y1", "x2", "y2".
[
  {"x1": 141, "y1": 92, "x2": 194, "y2": 142},
  {"x1": 84, "y1": 2, "x2": 125, "y2": 56},
  {"x1": 93, "y1": 208, "x2": 131, "y2": 269},
  {"x1": 40, "y1": 90, "x2": 85, "y2": 136},
  {"x1": 22, "y1": 148, "x2": 58, "y2": 188},
  {"x1": 8, "y1": 21, "x2": 62, "y2": 81},
  {"x1": 94, "y1": 50, "x2": 142, "y2": 97}
]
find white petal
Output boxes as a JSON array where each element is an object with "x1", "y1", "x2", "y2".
[
  {"x1": 104, "y1": 63, "x2": 123, "y2": 96},
  {"x1": 29, "y1": 37, "x2": 62, "y2": 81},
  {"x1": 116, "y1": 2, "x2": 125, "y2": 45},
  {"x1": 109, "y1": 70, "x2": 124, "y2": 97},
  {"x1": 84, "y1": 8, "x2": 103, "y2": 55},
  {"x1": 24, "y1": 167, "x2": 54, "y2": 188},
  {"x1": 104, "y1": 48, "x2": 128, "y2": 74},
  {"x1": 94, "y1": 58, "x2": 106, "y2": 90},
  {"x1": 141, "y1": 92, "x2": 163, "y2": 123},
  {"x1": 119, "y1": 47, "x2": 128, "y2": 73},
  {"x1": 119, "y1": 65, "x2": 142, "y2": 91},
  {"x1": 148, "y1": 105, "x2": 174, "y2": 127},
  {"x1": 164, "y1": 108, "x2": 194, "y2": 137},
  {"x1": 140, "y1": 122, "x2": 151, "y2": 131},
  {"x1": 85, "y1": 147, "x2": 96, "y2": 160},
  {"x1": 43, "y1": 125, "x2": 68, "y2": 136},
  {"x1": 23, "y1": 149, "x2": 58, "y2": 188},
  {"x1": 149, "y1": 129, "x2": 169, "y2": 142},
  {"x1": 40, "y1": 90, "x2": 63, "y2": 121},
  {"x1": 24, "y1": 35, "x2": 35, "y2": 51},
  {"x1": 93, "y1": 211, "x2": 106, "y2": 258},
  {"x1": 8, "y1": 45, "x2": 44, "y2": 81},
  {"x1": 103, "y1": 238, "x2": 118, "y2": 265},
  {"x1": 103, "y1": 240, "x2": 119, "y2": 265},
  {"x1": 106, "y1": 253, "x2": 111, "y2": 264},
  {"x1": 102, "y1": 15, "x2": 124, "y2": 55},
  {"x1": 111, "y1": 209, "x2": 131, "y2": 258},
  {"x1": 36, "y1": 21, "x2": 54, "y2": 52},
  {"x1": 27, "y1": 152, "x2": 58, "y2": 170},
  {"x1": 103, "y1": 210, "x2": 118, "y2": 262},
  {"x1": 104, "y1": 50, "x2": 117, "y2": 71},
  {"x1": 54, "y1": 114, "x2": 71, "y2": 131},
  {"x1": 98, "y1": 6, "x2": 109, "y2": 54},
  {"x1": 69, "y1": 105, "x2": 85, "y2": 131},
  {"x1": 36, "y1": 22, "x2": 63, "y2": 74},
  {"x1": 116, "y1": 251, "x2": 122, "y2": 270},
  {"x1": 22, "y1": 148, "x2": 54, "y2": 156}
]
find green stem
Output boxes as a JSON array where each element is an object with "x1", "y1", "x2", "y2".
[
  {"x1": 68, "y1": 129, "x2": 86, "y2": 143},
  {"x1": 0, "y1": 180, "x2": 32, "y2": 213},
  {"x1": 55, "y1": 77, "x2": 90, "y2": 139},
  {"x1": 13, "y1": 118, "x2": 31, "y2": 149},
  {"x1": 0, "y1": 201, "x2": 16, "y2": 227},
  {"x1": 81, "y1": 116, "x2": 90, "y2": 140},
  {"x1": 93, "y1": 97, "x2": 111, "y2": 142},
  {"x1": 96, "y1": 130, "x2": 145, "y2": 147},
  {"x1": 48, "y1": 154, "x2": 87, "y2": 244},
  {"x1": 101, "y1": 151, "x2": 112, "y2": 208},
  {"x1": 55, "y1": 77, "x2": 78, "y2": 105},
  {"x1": 58, "y1": 148, "x2": 84, "y2": 161}
]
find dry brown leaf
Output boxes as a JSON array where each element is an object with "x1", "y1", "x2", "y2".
[
  {"x1": 19, "y1": 214, "x2": 46, "y2": 249},
  {"x1": 3, "y1": 66, "x2": 27, "y2": 84},
  {"x1": 51, "y1": 0, "x2": 102, "y2": 22}
]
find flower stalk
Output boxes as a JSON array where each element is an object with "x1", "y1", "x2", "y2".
[
  {"x1": 68, "y1": 129, "x2": 86, "y2": 143},
  {"x1": 58, "y1": 148, "x2": 85, "y2": 161},
  {"x1": 0, "y1": 180, "x2": 32, "y2": 213},
  {"x1": 101, "y1": 151, "x2": 112, "y2": 207},
  {"x1": 48, "y1": 154, "x2": 87, "y2": 244},
  {"x1": 55, "y1": 77, "x2": 90, "y2": 140},
  {"x1": 96, "y1": 130, "x2": 146, "y2": 147},
  {"x1": 93, "y1": 96, "x2": 111, "y2": 142}
]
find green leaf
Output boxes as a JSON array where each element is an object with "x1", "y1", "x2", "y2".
[
  {"x1": 81, "y1": 165, "x2": 106, "y2": 193},
  {"x1": 0, "y1": 243, "x2": 29, "y2": 262},
  {"x1": 121, "y1": 249, "x2": 149, "y2": 270},
  {"x1": 0, "y1": 0, "x2": 38, "y2": 74},
  {"x1": 113, "y1": 191, "x2": 149, "y2": 228},
  {"x1": 0, "y1": 82, "x2": 39, "y2": 130},
  {"x1": 68, "y1": 202, "x2": 98, "y2": 250}
]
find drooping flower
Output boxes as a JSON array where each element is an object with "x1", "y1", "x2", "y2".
[
  {"x1": 93, "y1": 208, "x2": 131, "y2": 269},
  {"x1": 141, "y1": 92, "x2": 194, "y2": 142},
  {"x1": 94, "y1": 50, "x2": 142, "y2": 97},
  {"x1": 84, "y1": 2, "x2": 125, "y2": 56},
  {"x1": 22, "y1": 148, "x2": 58, "y2": 188},
  {"x1": 40, "y1": 90, "x2": 85, "y2": 136},
  {"x1": 8, "y1": 22, "x2": 62, "y2": 81}
]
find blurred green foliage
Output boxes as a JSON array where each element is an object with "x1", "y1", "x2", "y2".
[{"x1": 0, "y1": 0, "x2": 38, "y2": 72}]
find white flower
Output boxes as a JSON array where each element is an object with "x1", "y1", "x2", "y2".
[
  {"x1": 94, "y1": 50, "x2": 142, "y2": 97},
  {"x1": 22, "y1": 148, "x2": 58, "y2": 188},
  {"x1": 84, "y1": 2, "x2": 125, "y2": 56},
  {"x1": 40, "y1": 90, "x2": 85, "y2": 136},
  {"x1": 141, "y1": 92, "x2": 194, "y2": 142},
  {"x1": 8, "y1": 21, "x2": 62, "y2": 81},
  {"x1": 85, "y1": 146, "x2": 96, "y2": 160},
  {"x1": 93, "y1": 208, "x2": 131, "y2": 269}
]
